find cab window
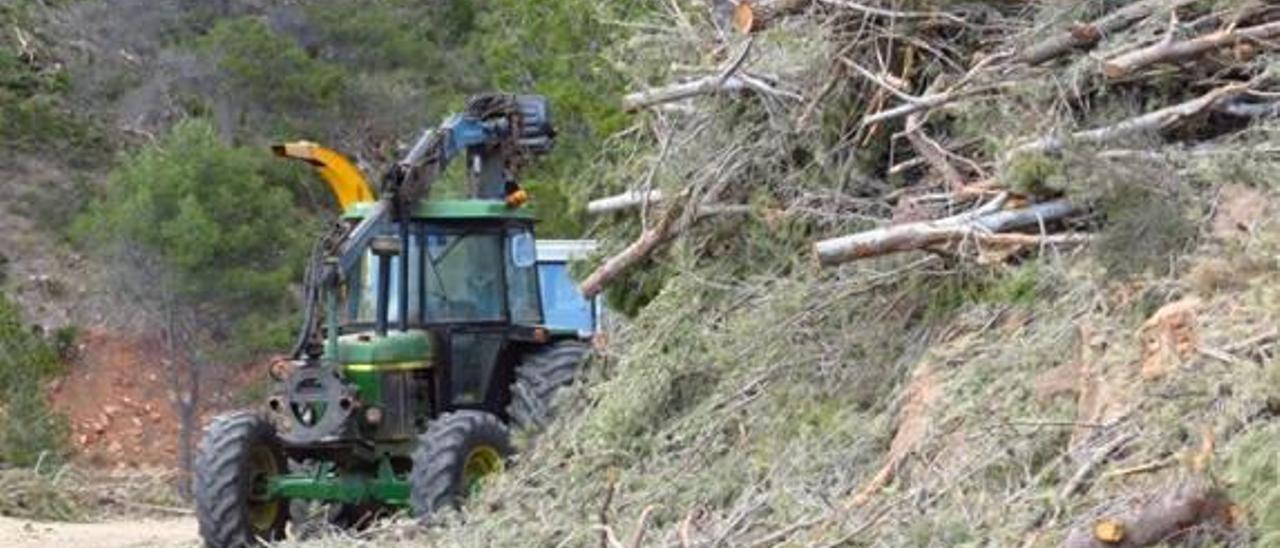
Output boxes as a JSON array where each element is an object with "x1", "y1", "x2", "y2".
[
  {"x1": 347, "y1": 230, "x2": 420, "y2": 325},
  {"x1": 505, "y1": 229, "x2": 542, "y2": 325},
  {"x1": 423, "y1": 230, "x2": 505, "y2": 322}
]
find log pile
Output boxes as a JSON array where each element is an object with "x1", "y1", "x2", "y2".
[{"x1": 579, "y1": 0, "x2": 1280, "y2": 296}]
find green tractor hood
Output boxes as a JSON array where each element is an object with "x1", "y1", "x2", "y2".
[{"x1": 332, "y1": 330, "x2": 435, "y2": 371}]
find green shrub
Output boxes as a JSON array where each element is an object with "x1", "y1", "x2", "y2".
[
  {"x1": 1094, "y1": 182, "x2": 1198, "y2": 278},
  {"x1": 0, "y1": 294, "x2": 68, "y2": 466},
  {"x1": 1225, "y1": 425, "x2": 1280, "y2": 545},
  {"x1": 200, "y1": 17, "x2": 348, "y2": 111},
  {"x1": 74, "y1": 119, "x2": 314, "y2": 358},
  {"x1": 0, "y1": 468, "x2": 83, "y2": 520},
  {"x1": 0, "y1": 6, "x2": 108, "y2": 162}
]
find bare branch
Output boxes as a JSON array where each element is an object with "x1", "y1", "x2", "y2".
[
  {"x1": 1104, "y1": 20, "x2": 1280, "y2": 78},
  {"x1": 818, "y1": 0, "x2": 967, "y2": 25},
  {"x1": 1008, "y1": 85, "x2": 1250, "y2": 156},
  {"x1": 1018, "y1": 0, "x2": 1197, "y2": 66}
]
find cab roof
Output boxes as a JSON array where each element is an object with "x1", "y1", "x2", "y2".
[{"x1": 342, "y1": 199, "x2": 536, "y2": 221}]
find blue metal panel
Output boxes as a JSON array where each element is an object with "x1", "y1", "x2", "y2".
[{"x1": 537, "y1": 262, "x2": 596, "y2": 334}]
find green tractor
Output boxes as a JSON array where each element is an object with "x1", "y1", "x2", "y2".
[{"x1": 193, "y1": 94, "x2": 590, "y2": 547}]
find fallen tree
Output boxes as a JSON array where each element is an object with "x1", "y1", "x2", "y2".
[
  {"x1": 813, "y1": 198, "x2": 1081, "y2": 266},
  {"x1": 1008, "y1": 84, "x2": 1250, "y2": 156}
]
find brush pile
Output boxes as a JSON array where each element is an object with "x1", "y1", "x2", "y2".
[
  {"x1": 419, "y1": 2, "x2": 1280, "y2": 547},
  {"x1": 581, "y1": 0, "x2": 1280, "y2": 292}
]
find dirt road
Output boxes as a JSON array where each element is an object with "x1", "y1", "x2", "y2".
[{"x1": 0, "y1": 515, "x2": 197, "y2": 548}]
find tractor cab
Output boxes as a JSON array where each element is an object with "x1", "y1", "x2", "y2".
[
  {"x1": 328, "y1": 200, "x2": 549, "y2": 419},
  {"x1": 340, "y1": 200, "x2": 542, "y2": 331}
]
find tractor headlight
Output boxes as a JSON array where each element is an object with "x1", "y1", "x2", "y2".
[{"x1": 364, "y1": 406, "x2": 384, "y2": 425}]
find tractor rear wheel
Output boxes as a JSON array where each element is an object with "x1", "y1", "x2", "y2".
[
  {"x1": 194, "y1": 411, "x2": 288, "y2": 548},
  {"x1": 409, "y1": 410, "x2": 512, "y2": 518},
  {"x1": 507, "y1": 341, "x2": 589, "y2": 431}
]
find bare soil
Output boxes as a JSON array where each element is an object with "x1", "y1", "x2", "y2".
[
  {"x1": 48, "y1": 328, "x2": 266, "y2": 468},
  {"x1": 0, "y1": 515, "x2": 197, "y2": 548}
]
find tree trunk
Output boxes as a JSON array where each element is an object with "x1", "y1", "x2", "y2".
[
  {"x1": 813, "y1": 199, "x2": 1079, "y2": 266},
  {"x1": 1063, "y1": 480, "x2": 1237, "y2": 548},
  {"x1": 623, "y1": 76, "x2": 748, "y2": 112},
  {"x1": 733, "y1": 0, "x2": 813, "y2": 33},
  {"x1": 587, "y1": 189, "x2": 666, "y2": 215}
]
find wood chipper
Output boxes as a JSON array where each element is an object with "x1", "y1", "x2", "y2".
[{"x1": 193, "y1": 94, "x2": 591, "y2": 547}]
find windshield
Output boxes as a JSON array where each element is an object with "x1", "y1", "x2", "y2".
[
  {"x1": 423, "y1": 231, "x2": 505, "y2": 322},
  {"x1": 344, "y1": 224, "x2": 542, "y2": 326}
]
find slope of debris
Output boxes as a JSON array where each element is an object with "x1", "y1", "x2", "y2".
[{"x1": 409, "y1": 2, "x2": 1280, "y2": 546}]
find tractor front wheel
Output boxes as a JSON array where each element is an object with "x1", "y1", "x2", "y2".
[
  {"x1": 409, "y1": 410, "x2": 512, "y2": 518},
  {"x1": 194, "y1": 411, "x2": 289, "y2": 548}
]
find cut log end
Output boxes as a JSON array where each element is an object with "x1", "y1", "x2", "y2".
[{"x1": 734, "y1": 3, "x2": 756, "y2": 34}]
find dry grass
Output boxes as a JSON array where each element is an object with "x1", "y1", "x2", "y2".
[{"x1": 0, "y1": 463, "x2": 186, "y2": 522}]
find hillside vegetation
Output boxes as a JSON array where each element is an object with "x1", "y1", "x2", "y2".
[{"x1": 2, "y1": 1, "x2": 1280, "y2": 547}]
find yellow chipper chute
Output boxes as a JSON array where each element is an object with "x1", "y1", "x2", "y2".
[{"x1": 272, "y1": 141, "x2": 376, "y2": 210}]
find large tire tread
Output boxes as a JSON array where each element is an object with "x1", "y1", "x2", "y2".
[
  {"x1": 409, "y1": 410, "x2": 511, "y2": 518},
  {"x1": 507, "y1": 341, "x2": 589, "y2": 430},
  {"x1": 194, "y1": 411, "x2": 287, "y2": 548}
]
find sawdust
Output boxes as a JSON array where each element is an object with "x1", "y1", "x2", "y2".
[
  {"x1": 1136, "y1": 298, "x2": 1200, "y2": 381},
  {"x1": 1212, "y1": 184, "x2": 1270, "y2": 242},
  {"x1": 1033, "y1": 360, "x2": 1080, "y2": 404},
  {"x1": 847, "y1": 359, "x2": 940, "y2": 508}
]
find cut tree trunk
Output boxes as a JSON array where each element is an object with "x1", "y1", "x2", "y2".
[
  {"x1": 623, "y1": 76, "x2": 748, "y2": 111},
  {"x1": 579, "y1": 211, "x2": 679, "y2": 298},
  {"x1": 733, "y1": 0, "x2": 813, "y2": 33},
  {"x1": 587, "y1": 189, "x2": 666, "y2": 215},
  {"x1": 1018, "y1": 0, "x2": 1196, "y2": 66},
  {"x1": 813, "y1": 199, "x2": 1080, "y2": 266},
  {"x1": 1104, "y1": 20, "x2": 1280, "y2": 78},
  {"x1": 579, "y1": 203, "x2": 751, "y2": 297},
  {"x1": 1062, "y1": 480, "x2": 1237, "y2": 548}
]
